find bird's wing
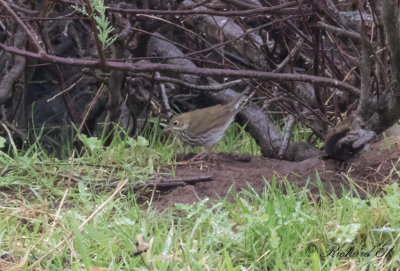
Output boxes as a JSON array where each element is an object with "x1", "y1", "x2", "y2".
[
  {"x1": 187, "y1": 104, "x2": 238, "y2": 135},
  {"x1": 187, "y1": 91, "x2": 252, "y2": 135}
]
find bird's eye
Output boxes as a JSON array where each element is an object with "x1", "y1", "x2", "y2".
[{"x1": 173, "y1": 121, "x2": 178, "y2": 126}]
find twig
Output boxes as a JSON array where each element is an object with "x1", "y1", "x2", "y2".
[
  {"x1": 28, "y1": 178, "x2": 129, "y2": 269},
  {"x1": 156, "y1": 72, "x2": 172, "y2": 118},
  {"x1": 47, "y1": 188, "x2": 68, "y2": 238},
  {"x1": 47, "y1": 75, "x2": 84, "y2": 102},
  {"x1": 46, "y1": 150, "x2": 75, "y2": 239},
  {"x1": 147, "y1": 182, "x2": 157, "y2": 215},
  {"x1": 60, "y1": 0, "x2": 299, "y2": 16},
  {"x1": 273, "y1": 38, "x2": 303, "y2": 73},
  {"x1": 7, "y1": 2, "x2": 39, "y2": 15},
  {"x1": 278, "y1": 115, "x2": 295, "y2": 158},
  {"x1": 146, "y1": 175, "x2": 213, "y2": 188},
  {"x1": 73, "y1": 82, "x2": 106, "y2": 142},
  {"x1": 377, "y1": 230, "x2": 400, "y2": 269},
  {"x1": 0, "y1": 120, "x2": 17, "y2": 155},
  {"x1": 317, "y1": 21, "x2": 361, "y2": 40},
  {"x1": 0, "y1": 106, "x2": 27, "y2": 139},
  {"x1": 130, "y1": 74, "x2": 243, "y2": 91},
  {"x1": 0, "y1": 0, "x2": 44, "y2": 54},
  {"x1": 186, "y1": 0, "x2": 212, "y2": 9}
]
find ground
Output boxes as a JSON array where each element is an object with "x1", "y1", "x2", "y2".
[
  {"x1": 153, "y1": 136, "x2": 400, "y2": 210},
  {"x1": 1, "y1": 135, "x2": 399, "y2": 269}
]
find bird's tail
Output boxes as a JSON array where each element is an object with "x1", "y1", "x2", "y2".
[{"x1": 232, "y1": 87, "x2": 256, "y2": 110}]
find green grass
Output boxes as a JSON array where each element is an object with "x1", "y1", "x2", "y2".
[
  {"x1": 292, "y1": 123, "x2": 324, "y2": 148},
  {"x1": 0, "y1": 124, "x2": 399, "y2": 270},
  {"x1": 214, "y1": 123, "x2": 261, "y2": 155},
  {"x1": 1, "y1": 175, "x2": 400, "y2": 270}
]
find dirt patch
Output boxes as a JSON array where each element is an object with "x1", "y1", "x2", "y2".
[
  {"x1": 349, "y1": 136, "x2": 400, "y2": 184},
  {"x1": 153, "y1": 137, "x2": 400, "y2": 210}
]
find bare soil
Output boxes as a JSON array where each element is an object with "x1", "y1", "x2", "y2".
[{"x1": 153, "y1": 136, "x2": 400, "y2": 210}]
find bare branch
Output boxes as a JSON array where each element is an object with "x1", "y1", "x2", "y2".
[
  {"x1": 0, "y1": 28, "x2": 25, "y2": 103},
  {"x1": 317, "y1": 22, "x2": 361, "y2": 40},
  {"x1": 0, "y1": 43, "x2": 362, "y2": 96},
  {"x1": 0, "y1": 0, "x2": 44, "y2": 54},
  {"x1": 59, "y1": 0, "x2": 301, "y2": 16},
  {"x1": 278, "y1": 115, "x2": 295, "y2": 158}
]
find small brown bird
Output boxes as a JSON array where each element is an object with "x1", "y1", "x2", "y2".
[{"x1": 164, "y1": 90, "x2": 254, "y2": 160}]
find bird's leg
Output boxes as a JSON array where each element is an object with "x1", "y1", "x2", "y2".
[
  {"x1": 205, "y1": 146, "x2": 214, "y2": 161},
  {"x1": 189, "y1": 149, "x2": 207, "y2": 161},
  {"x1": 183, "y1": 145, "x2": 189, "y2": 160},
  {"x1": 189, "y1": 146, "x2": 213, "y2": 162}
]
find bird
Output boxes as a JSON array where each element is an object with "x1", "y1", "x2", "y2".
[{"x1": 164, "y1": 90, "x2": 254, "y2": 160}]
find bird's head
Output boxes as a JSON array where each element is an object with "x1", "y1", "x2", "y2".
[{"x1": 163, "y1": 114, "x2": 189, "y2": 133}]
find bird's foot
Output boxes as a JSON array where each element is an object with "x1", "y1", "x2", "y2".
[
  {"x1": 189, "y1": 152, "x2": 222, "y2": 166},
  {"x1": 189, "y1": 151, "x2": 209, "y2": 162}
]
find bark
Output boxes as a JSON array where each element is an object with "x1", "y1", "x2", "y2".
[
  {"x1": 180, "y1": 0, "x2": 268, "y2": 69},
  {"x1": 0, "y1": 28, "x2": 25, "y2": 103}
]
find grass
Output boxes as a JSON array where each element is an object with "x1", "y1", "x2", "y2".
[
  {"x1": 0, "y1": 123, "x2": 399, "y2": 270},
  {"x1": 214, "y1": 123, "x2": 261, "y2": 156}
]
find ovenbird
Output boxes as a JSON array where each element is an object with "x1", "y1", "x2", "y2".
[{"x1": 164, "y1": 91, "x2": 254, "y2": 158}]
